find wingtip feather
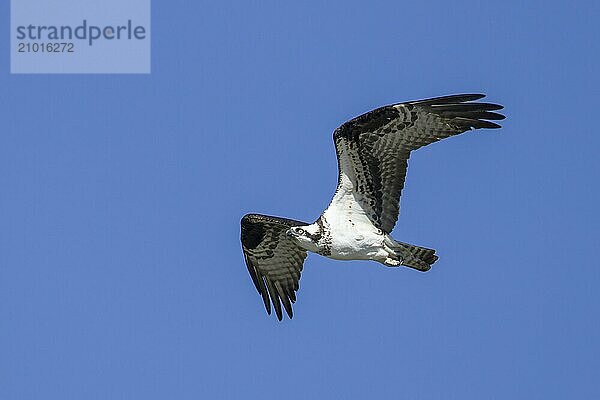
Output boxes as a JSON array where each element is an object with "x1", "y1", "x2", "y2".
[{"x1": 410, "y1": 93, "x2": 486, "y2": 105}]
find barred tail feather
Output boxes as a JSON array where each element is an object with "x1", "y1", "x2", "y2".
[{"x1": 385, "y1": 238, "x2": 439, "y2": 271}]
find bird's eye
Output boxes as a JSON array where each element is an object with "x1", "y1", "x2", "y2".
[{"x1": 296, "y1": 228, "x2": 305, "y2": 235}]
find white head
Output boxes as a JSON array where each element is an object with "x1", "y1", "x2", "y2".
[{"x1": 286, "y1": 224, "x2": 322, "y2": 253}]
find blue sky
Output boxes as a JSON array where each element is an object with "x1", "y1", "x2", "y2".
[{"x1": 1, "y1": 1, "x2": 599, "y2": 399}]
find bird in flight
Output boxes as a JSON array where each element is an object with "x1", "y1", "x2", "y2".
[{"x1": 241, "y1": 94, "x2": 504, "y2": 320}]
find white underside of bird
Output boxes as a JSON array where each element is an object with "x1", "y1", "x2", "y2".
[{"x1": 288, "y1": 172, "x2": 402, "y2": 266}]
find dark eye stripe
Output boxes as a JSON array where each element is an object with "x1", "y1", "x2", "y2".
[{"x1": 307, "y1": 232, "x2": 322, "y2": 241}]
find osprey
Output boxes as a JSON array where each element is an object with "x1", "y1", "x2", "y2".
[{"x1": 241, "y1": 94, "x2": 504, "y2": 320}]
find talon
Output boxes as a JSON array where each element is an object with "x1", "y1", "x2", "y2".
[{"x1": 384, "y1": 257, "x2": 401, "y2": 266}]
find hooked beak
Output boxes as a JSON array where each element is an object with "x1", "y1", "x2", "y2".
[{"x1": 286, "y1": 229, "x2": 295, "y2": 238}]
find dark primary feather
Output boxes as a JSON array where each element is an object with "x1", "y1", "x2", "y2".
[
  {"x1": 333, "y1": 93, "x2": 504, "y2": 233},
  {"x1": 240, "y1": 214, "x2": 308, "y2": 320},
  {"x1": 409, "y1": 93, "x2": 486, "y2": 105}
]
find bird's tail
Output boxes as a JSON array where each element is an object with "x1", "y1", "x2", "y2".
[{"x1": 384, "y1": 237, "x2": 438, "y2": 271}]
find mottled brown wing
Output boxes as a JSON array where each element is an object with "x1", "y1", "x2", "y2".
[
  {"x1": 241, "y1": 214, "x2": 308, "y2": 320},
  {"x1": 332, "y1": 93, "x2": 505, "y2": 233}
]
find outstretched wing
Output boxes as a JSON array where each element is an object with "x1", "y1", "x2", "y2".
[
  {"x1": 241, "y1": 214, "x2": 308, "y2": 320},
  {"x1": 331, "y1": 93, "x2": 505, "y2": 233}
]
